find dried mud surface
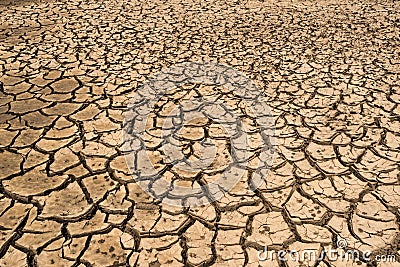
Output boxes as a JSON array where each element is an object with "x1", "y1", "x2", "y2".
[{"x1": 0, "y1": 0, "x2": 400, "y2": 266}]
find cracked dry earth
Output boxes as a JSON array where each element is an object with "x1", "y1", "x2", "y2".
[{"x1": 0, "y1": 0, "x2": 400, "y2": 266}]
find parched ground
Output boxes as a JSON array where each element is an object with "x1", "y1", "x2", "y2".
[{"x1": 0, "y1": 0, "x2": 400, "y2": 266}]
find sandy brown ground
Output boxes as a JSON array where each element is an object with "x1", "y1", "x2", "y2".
[{"x1": 0, "y1": 0, "x2": 400, "y2": 266}]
